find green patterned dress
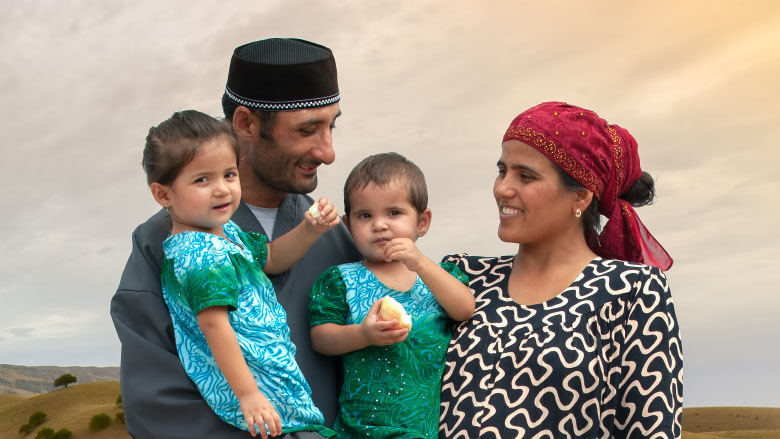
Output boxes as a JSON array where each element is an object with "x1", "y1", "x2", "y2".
[{"x1": 308, "y1": 262, "x2": 467, "y2": 439}]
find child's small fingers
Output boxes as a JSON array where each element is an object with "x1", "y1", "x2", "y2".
[
  {"x1": 246, "y1": 416, "x2": 257, "y2": 437},
  {"x1": 270, "y1": 412, "x2": 282, "y2": 436}
]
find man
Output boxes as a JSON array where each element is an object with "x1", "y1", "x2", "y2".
[{"x1": 111, "y1": 38, "x2": 361, "y2": 438}]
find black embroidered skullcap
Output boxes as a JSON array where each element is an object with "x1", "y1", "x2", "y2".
[{"x1": 224, "y1": 38, "x2": 339, "y2": 112}]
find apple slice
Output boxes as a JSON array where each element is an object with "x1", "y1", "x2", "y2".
[
  {"x1": 378, "y1": 296, "x2": 412, "y2": 330},
  {"x1": 308, "y1": 203, "x2": 323, "y2": 224}
]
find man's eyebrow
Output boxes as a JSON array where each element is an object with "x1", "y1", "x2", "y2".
[{"x1": 297, "y1": 110, "x2": 343, "y2": 126}]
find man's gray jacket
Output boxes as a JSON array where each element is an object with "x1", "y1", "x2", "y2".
[{"x1": 111, "y1": 195, "x2": 361, "y2": 438}]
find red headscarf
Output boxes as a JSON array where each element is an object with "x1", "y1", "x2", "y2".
[{"x1": 502, "y1": 102, "x2": 673, "y2": 270}]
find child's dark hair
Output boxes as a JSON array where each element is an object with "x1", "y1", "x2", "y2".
[
  {"x1": 344, "y1": 152, "x2": 428, "y2": 216},
  {"x1": 142, "y1": 110, "x2": 238, "y2": 186}
]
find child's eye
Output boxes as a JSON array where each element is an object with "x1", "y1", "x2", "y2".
[
  {"x1": 225, "y1": 171, "x2": 238, "y2": 179},
  {"x1": 388, "y1": 210, "x2": 401, "y2": 216},
  {"x1": 357, "y1": 213, "x2": 371, "y2": 219},
  {"x1": 497, "y1": 167, "x2": 506, "y2": 176},
  {"x1": 194, "y1": 177, "x2": 208, "y2": 183}
]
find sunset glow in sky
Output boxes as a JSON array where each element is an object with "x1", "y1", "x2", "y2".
[{"x1": 1, "y1": 1, "x2": 779, "y2": 408}]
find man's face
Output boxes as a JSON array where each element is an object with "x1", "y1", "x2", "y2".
[{"x1": 248, "y1": 103, "x2": 341, "y2": 194}]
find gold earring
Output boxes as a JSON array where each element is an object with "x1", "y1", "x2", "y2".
[{"x1": 575, "y1": 208, "x2": 582, "y2": 218}]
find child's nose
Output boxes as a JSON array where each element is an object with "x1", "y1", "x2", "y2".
[
  {"x1": 372, "y1": 219, "x2": 388, "y2": 231},
  {"x1": 214, "y1": 179, "x2": 230, "y2": 195}
]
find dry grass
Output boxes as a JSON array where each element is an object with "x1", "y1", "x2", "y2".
[
  {"x1": 0, "y1": 381, "x2": 128, "y2": 439},
  {"x1": 3, "y1": 386, "x2": 780, "y2": 439},
  {"x1": 684, "y1": 407, "x2": 780, "y2": 431}
]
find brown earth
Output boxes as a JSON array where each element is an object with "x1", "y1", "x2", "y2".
[
  {"x1": 0, "y1": 381, "x2": 127, "y2": 439},
  {"x1": 1, "y1": 385, "x2": 779, "y2": 439}
]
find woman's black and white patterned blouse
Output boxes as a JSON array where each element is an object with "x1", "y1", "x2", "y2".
[{"x1": 439, "y1": 254, "x2": 683, "y2": 439}]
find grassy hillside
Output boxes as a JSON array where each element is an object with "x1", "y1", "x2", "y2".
[
  {"x1": 1, "y1": 385, "x2": 778, "y2": 439},
  {"x1": 0, "y1": 364, "x2": 120, "y2": 396},
  {"x1": 682, "y1": 407, "x2": 780, "y2": 439},
  {"x1": 0, "y1": 381, "x2": 127, "y2": 439}
]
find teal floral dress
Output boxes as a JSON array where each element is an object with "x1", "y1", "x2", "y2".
[
  {"x1": 308, "y1": 262, "x2": 468, "y2": 439},
  {"x1": 161, "y1": 221, "x2": 333, "y2": 436}
]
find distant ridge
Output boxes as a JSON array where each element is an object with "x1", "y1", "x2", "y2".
[{"x1": 0, "y1": 364, "x2": 120, "y2": 396}]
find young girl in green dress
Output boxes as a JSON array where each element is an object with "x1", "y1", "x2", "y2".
[
  {"x1": 308, "y1": 152, "x2": 475, "y2": 439},
  {"x1": 143, "y1": 110, "x2": 340, "y2": 438}
]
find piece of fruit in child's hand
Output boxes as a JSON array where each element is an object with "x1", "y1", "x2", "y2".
[
  {"x1": 378, "y1": 296, "x2": 412, "y2": 330},
  {"x1": 308, "y1": 203, "x2": 323, "y2": 223}
]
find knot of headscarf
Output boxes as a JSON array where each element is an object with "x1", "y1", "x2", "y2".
[{"x1": 502, "y1": 101, "x2": 672, "y2": 270}]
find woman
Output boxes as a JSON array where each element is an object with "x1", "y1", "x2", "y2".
[{"x1": 440, "y1": 102, "x2": 682, "y2": 438}]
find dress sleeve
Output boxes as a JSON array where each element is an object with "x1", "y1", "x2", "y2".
[
  {"x1": 308, "y1": 265, "x2": 349, "y2": 327},
  {"x1": 440, "y1": 261, "x2": 469, "y2": 286},
  {"x1": 111, "y1": 213, "x2": 248, "y2": 438},
  {"x1": 238, "y1": 230, "x2": 269, "y2": 269},
  {"x1": 614, "y1": 266, "x2": 683, "y2": 438},
  {"x1": 177, "y1": 245, "x2": 241, "y2": 315}
]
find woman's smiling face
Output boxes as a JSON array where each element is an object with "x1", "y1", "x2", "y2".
[{"x1": 493, "y1": 139, "x2": 577, "y2": 245}]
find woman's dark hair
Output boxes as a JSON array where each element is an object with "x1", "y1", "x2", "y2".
[
  {"x1": 142, "y1": 110, "x2": 238, "y2": 186},
  {"x1": 555, "y1": 166, "x2": 656, "y2": 240}
]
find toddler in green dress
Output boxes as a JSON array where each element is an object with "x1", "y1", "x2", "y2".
[
  {"x1": 142, "y1": 110, "x2": 341, "y2": 438},
  {"x1": 308, "y1": 152, "x2": 475, "y2": 439}
]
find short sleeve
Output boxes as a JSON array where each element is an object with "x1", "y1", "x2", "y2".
[
  {"x1": 440, "y1": 261, "x2": 468, "y2": 286},
  {"x1": 308, "y1": 265, "x2": 349, "y2": 327},
  {"x1": 614, "y1": 266, "x2": 683, "y2": 438},
  {"x1": 178, "y1": 253, "x2": 241, "y2": 315},
  {"x1": 238, "y1": 231, "x2": 269, "y2": 269}
]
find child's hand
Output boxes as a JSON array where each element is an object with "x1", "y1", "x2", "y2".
[
  {"x1": 304, "y1": 197, "x2": 340, "y2": 234},
  {"x1": 383, "y1": 238, "x2": 429, "y2": 272},
  {"x1": 238, "y1": 390, "x2": 282, "y2": 438},
  {"x1": 360, "y1": 298, "x2": 408, "y2": 346}
]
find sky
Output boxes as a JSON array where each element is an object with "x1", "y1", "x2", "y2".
[{"x1": 1, "y1": 0, "x2": 778, "y2": 408}]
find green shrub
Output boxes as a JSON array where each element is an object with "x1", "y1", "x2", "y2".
[
  {"x1": 115, "y1": 410, "x2": 125, "y2": 424},
  {"x1": 89, "y1": 413, "x2": 112, "y2": 432},
  {"x1": 116, "y1": 393, "x2": 122, "y2": 405},
  {"x1": 19, "y1": 411, "x2": 48, "y2": 435},
  {"x1": 29, "y1": 411, "x2": 47, "y2": 427},
  {"x1": 35, "y1": 427, "x2": 55, "y2": 439},
  {"x1": 51, "y1": 429, "x2": 71, "y2": 439}
]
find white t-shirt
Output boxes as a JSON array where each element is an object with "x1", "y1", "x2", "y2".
[{"x1": 247, "y1": 204, "x2": 278, "y2": 239}]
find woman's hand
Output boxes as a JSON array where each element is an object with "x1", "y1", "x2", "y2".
[
  {"x1": 304, "y1": 197, "x2": 341, "y2": 234},
  {"x1": 360, "y1": 298, "x2": 409, "y2": 346},
  {"x1": 238, "y1": 390, "x2": 282, "y2": 438}
]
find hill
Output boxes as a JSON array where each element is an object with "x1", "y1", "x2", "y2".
[
  {"x1": 0, "y1": 381, "x2": 127, "y2": 439},
  {"x1": 0, "y1": 364, "x2": 120, "y2": 396},
  {"x1": 682, "y1": 407, "x2": 780, "y2": 438},
  {"x1": 1, "y1": 384, "x2": 778, "y2": 439}
]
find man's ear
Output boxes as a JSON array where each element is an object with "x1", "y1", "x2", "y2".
[
  {"x1": 150, "y1": 182, "x2": 173, "y2": 208},
  {"x1": 416, "y1": 208, "x2": 432, "y2": 238},
  {"x1": 232, "y1": 106, "x2": 259, "y2": 141}
]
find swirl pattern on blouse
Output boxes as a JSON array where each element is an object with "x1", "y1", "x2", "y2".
[
  {"x1": 439, "y1": 255, "x2": 683, "y2": 439},
  {"x1": 161, "y1": 221, "x2": 327, "y2": 434},
  {"x1": 309, "y1": 261, "x2": 467, "y2": 439}
]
